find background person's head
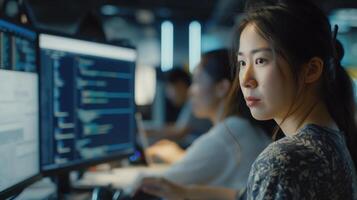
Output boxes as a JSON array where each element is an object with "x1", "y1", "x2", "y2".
[
  {"x1": 189, "y1": 49, "x2": 232, "y2": 121},
  {"x1": 164, "y1": 68, "x2": 191, "y2": 107},
  {"x1": 233, "y1": 0, "x2": 356, "y2": 165}
]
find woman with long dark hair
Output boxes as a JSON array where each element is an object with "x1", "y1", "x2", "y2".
[{"x1": 236, "y1": 0, "x2": 357, "y2": 199}]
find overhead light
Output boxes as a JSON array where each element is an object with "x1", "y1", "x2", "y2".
[
  {"x1": 332, "y1": 8, "x2": 357, "y2": 22},
  {"x1": 330, "y1": 8, "x2": 357, "y2": 32},
  {"x1": 189, "y1": 21, "x2": 201, "y2": 73},
  {"x1": 161, "y1": 21, "x2": 174, "y2": 72}
]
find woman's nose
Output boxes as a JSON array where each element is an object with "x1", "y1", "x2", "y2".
[
  {"x1": 243, "y1": 78, "x2": 258, "y2": 88},
  {"x1": 241, "y1": 65, "x2": 258, "y2": 89}
]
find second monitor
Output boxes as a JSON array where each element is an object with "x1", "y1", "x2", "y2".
[{"x1": 40, "y1": 33, "x2": 137, "y2": 172}]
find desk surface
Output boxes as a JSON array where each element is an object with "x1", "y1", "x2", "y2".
[
  {"x1": 13, "y1": 165, "x2": 169, "y2": 199},
  {"x1": 72, "y1": 164, "x2": 170, "y2": 194}
]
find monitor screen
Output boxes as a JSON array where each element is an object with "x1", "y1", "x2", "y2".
[
  {"x1": 39, "y1": 34, "x2": 136, "y2": 172},
  {"x1": 0, "y1": 20, "x2": 40, "y2": 197}
]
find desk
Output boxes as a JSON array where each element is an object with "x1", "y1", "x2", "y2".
[
  {"x1": 72, "y1": 164, "x2": 170, "y2": 194},
  {"x1": 15, "y1": 178, "x2": 56, "y2": 200}
]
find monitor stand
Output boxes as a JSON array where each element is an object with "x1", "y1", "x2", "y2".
[{"x1": 53, "y1": 172, "x2": 71, "y2": 199}]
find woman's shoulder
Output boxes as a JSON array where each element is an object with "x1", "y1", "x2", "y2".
[
  {"x1": 215, "y1": 116, "x2": 261, "y2": 135},
  {"x1": 251, "y1": 132, "x2": 323, "y2": 173},
  {"x1": 258, "y1": 124, "x2": 342, "y2": 157},
  {"x1": 251, "y1": 123, "x2": 351, "y2": 178},
  {"x1": 253, "y1": 137, "x2": 298, "y2": 167},
  {"x1": 247, "y1": 124, "x2": 356, "y2": 199},
  {"x1": 204, "y1": 116, "x2": 241, "y2": 136},
  {"x1": 223, "y1": 115, "x2": 250, "y2": 126},
  {"x1": 215, "y1": 116, "x2": 271, "y2": 144},
  {"x1": 197, "y1": 117, "x2": 252, "y2": 145}
]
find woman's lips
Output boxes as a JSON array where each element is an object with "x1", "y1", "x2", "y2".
[{"x1": 246, "y1": 96, "x2": 261, "y2": 107}]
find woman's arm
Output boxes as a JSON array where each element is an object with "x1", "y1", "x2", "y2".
[
  {"x1": 184, "y1": 185, "x2": 239, "y2": 200},
  {"x1": 140, "y1": 177, "x2": 238, "y2": 200}
]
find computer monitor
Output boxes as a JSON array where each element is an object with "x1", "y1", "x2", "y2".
[
  {"x1": 39, "y1": 33, "x2": 136, "y2": 173},
  {"x1": 0, "y1": 19, "x2": 40, "y2": 198}
]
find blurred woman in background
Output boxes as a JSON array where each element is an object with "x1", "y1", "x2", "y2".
[{"x1": 134, "y1": 49, "x2": 274, "y2": 199}]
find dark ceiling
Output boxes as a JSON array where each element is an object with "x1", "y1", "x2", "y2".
[
  {"x1": 13, "y1": 0, "x2": 357, "y2": 29},
  {"x1": 27, "y1": 0, "x2": 218, "y2": 25}
]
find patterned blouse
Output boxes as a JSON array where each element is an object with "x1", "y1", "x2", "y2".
[{"x1": 244, "y1": 124, "x2": 357, "y2": 200}]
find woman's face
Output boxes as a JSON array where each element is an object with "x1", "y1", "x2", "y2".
[
  {"x1": 238, "y1": 24, "x2": 296, "y2": 121},
  {"x1": 189, "y1": 65, "x2": 219, "y2": 118}
]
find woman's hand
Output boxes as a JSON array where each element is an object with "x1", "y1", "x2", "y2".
[
  {"x1": 146, "y1": 139, "x2": 186, "y2": 164},
  {"x1": 139, "y1": 177, "x2": 188, "y2": 200}
]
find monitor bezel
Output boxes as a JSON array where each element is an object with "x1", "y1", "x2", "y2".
[
  {"x1": 38, "y1": 30, "x2": 137, "y2": 175},
  {"x1": 0, "y1": 18, "x2": 42, "y2": 199},
  {"x1": 0, "y1": 175, "x2": 42, "y2": 199}
]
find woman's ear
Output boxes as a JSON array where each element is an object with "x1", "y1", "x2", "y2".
[
  {"x1": 215, "y1": 79, "x2": 231, "y2": 98},
  {"x1": 303, "y1": 57, "x2": 324, "y2": 84}
]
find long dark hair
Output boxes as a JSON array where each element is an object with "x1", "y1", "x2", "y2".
[
  {"x1": 232, "y1": 0, "x2": 357, "y2": 167},
  {"x1": 202, "y1": 49, "x2": 251, "y2": 117},
  {"x1": 200, "y1": 49, "x2": 232, "y2": 83},
  {"x1": 200, "y1": 49, "x2": 238, "y2": 118}
]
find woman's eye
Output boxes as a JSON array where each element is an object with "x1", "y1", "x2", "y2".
[
  {"x1": 255, "y1": 58, "x2": 267, "y2": 65},
  {"x1": 238, "y1": 60, "x2": 246, "y2": 67}
]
